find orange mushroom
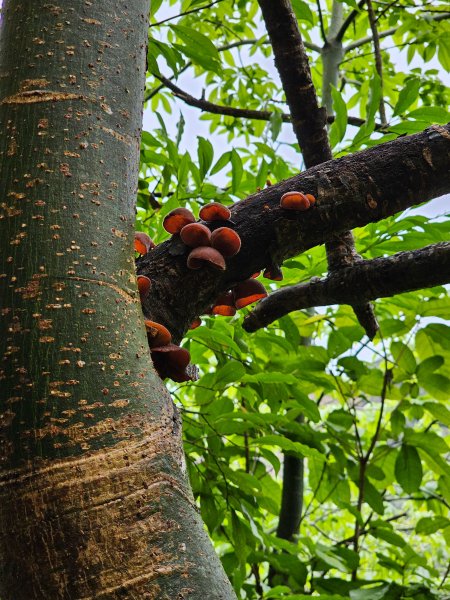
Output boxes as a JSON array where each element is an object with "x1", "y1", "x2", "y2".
[
  {"x1": 263, "y1": 264, "x2": 283, "y2": 281},
  {"x1": 234, "y1": 279, "x2": 268, "y2": 309},
  {"x1": 280, "y1": 191, "x2": 310, "y2": 211},
  {"x1": 210, "y1": 227, "x2": 241, "y2": 257},
  {"x1": 134, "y1": 232, "x2": 155, "y2": 255},
  {"x1": 151, "y1": 344, "x2": 192, "y2": 382},
  {"x1": 199, "y1": 202, "x2": 231, "y2": 222},
  {"x1": 212, "y1": 291, "x2": 236, "y2": 316},
  {"x1": 163, "y1": 207, "x2": 195, "y2": 234},
  {"x1": 305, "y1": 193, "x2": 316, "y2": 205},
  {"x1": 251, "y1": 271, "x2": 261, "y2": 278},
  {"x1": 180, "y1": 222, "x2": 212, "y2": 248},
  {"x1": 144, "y1": 320, "x2": 172, "y2": 348},
  {"x1": 189, "y1": 317, "x2": 202, "y2": 329},
  {"x1": 187, "y1": 246, "x2": 226, "y2": 270},
  {"x1": 137, "y1": 275, "x2": 152, "y2": 301}
]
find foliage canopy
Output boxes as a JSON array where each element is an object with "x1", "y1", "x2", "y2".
[{"x1": 142, "y1": 1, "x2": 449, "y2": 598}]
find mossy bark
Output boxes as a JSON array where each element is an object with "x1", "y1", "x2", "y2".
[{"x1": 0, "y1": 2, "x2": 236, "y2": 598}]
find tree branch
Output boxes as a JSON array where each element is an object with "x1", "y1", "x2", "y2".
[
  {"x1": 149, "y1": 0, "x2": 225, "y2": 28},
  {"x1": 345, "y1": 11, "x2": 450, "y2": 52},
  {"x1": 257, "y1": 0, "x2": 379, "y2": 338},
  {"x1": 137, "y1": 124, "x2": 450, "y2": 343},
  {"x1": 335, "y1": 0, "x2": 367, "y2": 43},
  {"x1": 243, "y1": 242, "x2": 450, "y2": 331},
  {"x1": 154, "y1": 74, "x2": 376, "y2": 128}
]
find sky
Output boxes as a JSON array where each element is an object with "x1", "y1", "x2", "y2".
[{"x1": 144, "y1": 3, "x2": 449, "y2": 218}]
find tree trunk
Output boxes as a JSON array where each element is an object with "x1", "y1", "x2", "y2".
[{"x1": 0, "y1": 2, "x2": 236, "y2": 598}]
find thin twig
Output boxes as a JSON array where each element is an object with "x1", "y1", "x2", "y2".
[
  {"x1": 335, "y1": 0, "x2": 367, "y2": 43},
  {"x1": 150, "y1": 0, "x2": 225, "y2": 28},
  {"x1": 366, "y1": 0, "x2": 388, "y2": 126},
  {"x1": 154, "y1": 73, "x2": 379, "y2": 128},
  {"x1": 316, "y1": 0, "x2": 327, "y2": 42},
  {"x1": 345, "y1": 11, "x2": 450, "y2": 51}
]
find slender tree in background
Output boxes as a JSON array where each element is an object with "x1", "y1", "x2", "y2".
[{"x1": 0, "y1": 0, "x2": 449, "y2": 598}]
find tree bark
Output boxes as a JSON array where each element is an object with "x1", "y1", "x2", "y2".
[
  {"x1": 0, "y1": 2, "x2": 236, "y2": 598},
  {"x1": 138, "y1": 124, "x2": 450, "y2": 343}
]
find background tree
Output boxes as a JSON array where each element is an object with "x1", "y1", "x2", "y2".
[{"x1": 0, "y1": 1, "x2": 449, "y2": 599}]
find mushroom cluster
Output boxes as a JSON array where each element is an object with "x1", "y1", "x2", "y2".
[
  {"x1": 134, "y1": 231, "x2": 194, "y2": 382},
  {"x1": 133, "y1": 191, "x2": 319, "y2": 382},
  {"x1": 163, "y1": 202, "x2": 241, "y2": 270}
]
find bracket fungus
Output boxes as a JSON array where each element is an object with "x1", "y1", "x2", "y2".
[
  {"x1": 280, "y1": 191, "x2": 311, "y2": 211},
  {"x1": 151, "y1": 344, "x2": 192, "y2": 382},
  {"x1": 180, "y1": 222, "x2": 212, "y2": 248},
  {"x1": 137, "y1": 275, "x2": 152, "y2": 301},
  {"x1": 199, "y1": 202, "x2": 231, "y2": 222},
  {"x1": 134, "y1": 232, "x2": 155, "y2": 255},
  {"x1": 263, "y1": 264, "x2": 283, "y2": 281},
  {"x1": 210, "y1": 227, "x2": 241, "y2": 257},
  {"x1": 145, "y1": 320, "x2": 172, "y2": 348},
  {"x1": 212, "y1": 291, "x2": 236, "y2": 316},
  {"x1": 163, "y1": 207, "x2": 196, "y2": 234},
  {"x1": 233, "y1": 279, "x2": 268, "y2": 309},
  {"x1": 187, "y1": 246, "x2": 226, "y2": 270}
]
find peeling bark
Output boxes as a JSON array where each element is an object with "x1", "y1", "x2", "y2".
[{"x1": 0, "y1": 1, "x2": 236, "y2": 598}]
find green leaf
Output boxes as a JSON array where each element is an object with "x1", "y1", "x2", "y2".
[
  {"x1": 251, "y1": 434, "x2": 325, "y2": 462},
  {"x1": 393, "y1": 79, "x2": 420, "y2": 116},
  {"x1": 269, "y1": 112, "x2": 283, "y2": 141},
  {"x1": 390, "y1": 341, "x2": 416, "y2": 374},
  {"x1": 416, "y1": 516, "x2": 450, "y2": 535},
  {"x1": 406, "y1": 106, "x2": 449, "y2": 124},
  {"x1": 369, "y1": 527, "x2": 406, "y2": 548},
  {"x1": 291, "y1": 0, "x2": 314, "y2": 24},
  {"x1": 231, "y1": 511, "x2": 248, "y2": 564},
  {"x1": 171, "y1": 25, "x2": 221, "y2": 73},
  {"x1": 210, "y1": 150, "x2": 232, "y2": 175},
  {"x1": 438, "y1": 32, "x2": 450, "y2": 71},
  {"x1": 187, "y1": 327, "x2": 242, "y2": 356},
  {"x1": 214, "y1": 361, "x2": 246, "y2": 386},
  {"x1": 230, "y1": 149, "x2": 243, "y2": 193},
  {"x1": 197, "y1": 137, "x2": 214, "y2": 179},
  {"x1": 329, "y1": 86, "x2": 348, "y2": 147},
  {"x1": 395, "y1": 444, "x2": 423, "y2": 493},
  {"x1": 420, "y1": 374, "x2": 450, "y2": 401},
  {"x1": 177, "y1": 152, "x2": 190, "y2": 188},
  {"x1": 366, "y1": 71, "x2": 382, "y2": 124},
  {"x1": 243, "y1": 372, "x2": 297, "y2": 385},
  {"x1": 364, "y1": 479, "x2": 385, "y2": 515},
  {"x1": 416, "y1": 355, "x2": 444, "y2": 379}
]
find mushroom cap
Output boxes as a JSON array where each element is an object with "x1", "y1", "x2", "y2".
[
  {"x1": 280, "y1": 191, "x2": 310, "y2": 211},
  {"x1": 137, "y1": 275, "x2": 152, "y2": 301},
  {"x1": 163, "y1": 207, "x2": 195, "y2": 234},
  {"x1": 263, "y1": 264, "x2": 283, "y2": 281},
  {"x1": 150, "y1": 344, "x2": 192, "y2": 382},
  {"x1": 187, "y1": 246, "x2": 226, "y2": 270},
  {"x1": 134, "y1": 232, "x2": 155, "y2": 255},
  {"x1": 251, "y1": 271, "x2": 261, "y2": 278},
  {"x1": 180, "y1": 222, "x2": 212, "y2": 248},
  {"x1": 210, "y1": 227, "x2": 241, "y2": 257},
  {"x1": 189, "y1": 317, "x2": 202, "y2": 330},
  {"x1": 234, "y1": 279, "x2": 268, "y2": 309},
  {"x1": 305, "y1": 193, "x2": 316, "y2": 205},
  {"x1": 212, "y1": 291, "x2": 236, "y2": 316},
  {"x1": 199, "y1": 202, "x2": 231, "y2": 222},
  {"x1": 144, "y1": 320, "x2": 172, "y2": 347}
]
